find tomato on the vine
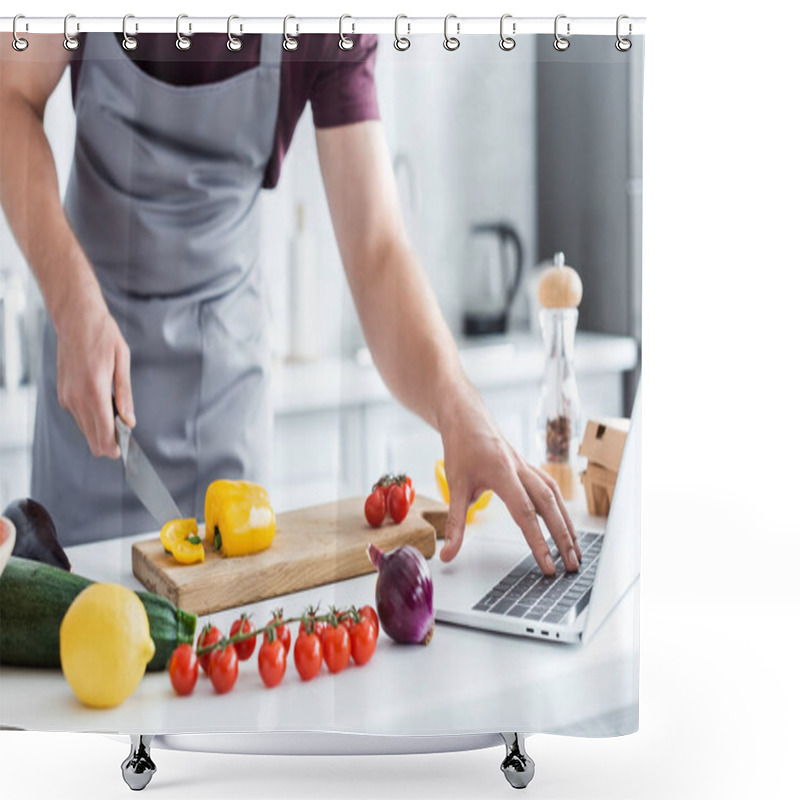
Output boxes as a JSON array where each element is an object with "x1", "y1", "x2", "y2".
[
  {"x1": 364, "y1": 489, "x2": 386, "y2": 528},
  {"x1": 230, "y1": 614, "x2": 256, "y2": 661},
  {"x1": 359, "y1": 605, "x2": 379, "y2": 636},
  {"x1": 269, "y1": 613, "x2": 292, "y2": 654},
  {"x1": 258, "y1": 638, "x2": 287, "y2": 688},
  {"x1": 351, "y1": 617, "x2": 378, "y2": 666},
  {"x1": 169, "y1": 643, "x2": 198, "y2": 696},
  {"x1": 197, "y1": 624, "x2": 222, "y2": 675},
  {"x1": 298, "y1": 619, "x2": 327, "y2": 640},
  {"x1": 209, "y1": 644, "x2": 239, "y2": 694},
  {"x1": 336, "y1": 610, "x2": 354, "y2": 633},
  {"x1": 387, "y1": 483, "x2": 410, "y2": 523},
  {"x1": 322, "y1": 624, "x2": 351, "y2": 674},
  {"x1": 294, "y1": 630, "x2": 322, "y2": 681},
  {"x1": 400, "y1": 474, "x2": 415, "y2": 506}
]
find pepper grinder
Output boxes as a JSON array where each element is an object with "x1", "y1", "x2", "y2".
[{"x1": 535, "y1": 252, "x2": 583, "y2": 500}]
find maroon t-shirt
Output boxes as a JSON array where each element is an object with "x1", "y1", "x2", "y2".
[{"x1": 70, "y1": 33, "x2": 380, "y2": 189}]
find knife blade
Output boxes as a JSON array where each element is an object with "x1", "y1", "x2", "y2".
[{"x1": 115, "y1": 412, "x2": 182, "y2": 528}]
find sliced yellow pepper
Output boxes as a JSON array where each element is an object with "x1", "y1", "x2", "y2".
[
  {"x1": 160, "y1": 518, "x2": 204, "y2": 565},
  {"x1": 204, "y1": 480, "x2": 276, "y2": 557},
  {"x1": 434, "y1": 459, "x2": 492, "y2": 524}
]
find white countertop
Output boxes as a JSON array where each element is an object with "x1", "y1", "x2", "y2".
[{"x1": 0, "y1": 501, "x2": 639, "y2": 738}]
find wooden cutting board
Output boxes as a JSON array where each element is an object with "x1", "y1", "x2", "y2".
[{"x1": 132, "y1": 496, "x2": 448, "y2": 615}]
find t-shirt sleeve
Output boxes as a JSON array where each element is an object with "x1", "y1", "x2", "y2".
[{"x1": 308, "y1": 33, "x2": 380, "y2": 128}]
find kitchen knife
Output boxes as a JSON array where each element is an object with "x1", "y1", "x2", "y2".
[{"x1": 114, "y1": 406, "x2": 182, "y2": 527}]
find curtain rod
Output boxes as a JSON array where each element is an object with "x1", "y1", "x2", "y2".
[{"x1": 0, "y1": 16, "x2": 646, "y2": 37}]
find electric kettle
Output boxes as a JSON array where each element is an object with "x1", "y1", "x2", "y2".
[{"x1": 462, "y1": 222, "x2": 524, "y2": 337}]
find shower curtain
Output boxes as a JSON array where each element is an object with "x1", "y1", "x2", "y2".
[{"x1": 0, "y1": 13, "x2": 643, "y2": 774}]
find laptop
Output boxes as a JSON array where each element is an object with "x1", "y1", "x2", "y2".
[{"x1": 432, "y1": 389, "x2": 641, "y2": 645}]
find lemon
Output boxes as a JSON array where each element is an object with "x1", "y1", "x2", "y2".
[{"x1": 60, "y1": 583, "x2": 155, "y2": 709}]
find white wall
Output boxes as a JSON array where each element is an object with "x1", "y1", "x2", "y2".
[{"x1": 260, "y1": 33, "x2": 538, "y2": 358}]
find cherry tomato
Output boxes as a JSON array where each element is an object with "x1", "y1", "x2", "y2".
[
  {"x1": 294, "y1": 630, "x2": 322, "y2": 681},
  {"x1": 209, "y1": 644, "x2": 239, "y2": 694},
  {"x1": 230, "y1": 614, "x2": 256, "y2": 661},
  {"x1": 322, "y1": 624, "x2": 351, "y2": 674},
  {"x1": 364, "y1": 489, "x2": 386, "y2": 528},
  {"x1": 269, "y1": 613, "x2": 292, "y2": 654},
  {"x1": 351, "y1": 617, "x2": 378, "y2": 666},
  {"x1": 359, "y1": 605, "x2": 379, "y2": 636},
  {"x1": 258, "y1": 638, "x2": 287, "y2": 688},
  {"x1": 387, "y1": 483, "x2": 410, "y2": 523},
  {"x1": 197, "y1": 624, "x2": 222, "y2": 675},
  {"x1": 404, "y1": 475, "x2": 415, "y2": 506},
  {"x1": 336, "y1": 610, "x2": 354, "y2": 633},
  {"x1": 298, "y1": 619, "x2": 327, "y2": 640},
  {"x1": 168, "y1": 644, "x2": 198, "y2": 696}
]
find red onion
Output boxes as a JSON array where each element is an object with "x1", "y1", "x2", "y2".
[{"x1": 367, "y1": 543, "x2": 434, "y2": 645}]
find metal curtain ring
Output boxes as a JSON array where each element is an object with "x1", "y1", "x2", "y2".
[
  {"x1": 499, "y1": 14, "x2": 516, "y2": 51},
  {"x1": 554, "y1": 14, "x2": 570, "y2": 51},
  {"x1": 122, "y1": 14, "x2": 138, "y2": 51},
  {"x1": 394, "y1": 14, "x2": 410, "y2": 51},
  {"x1": 176, "y1": 13, "x2": 191, "y2": 51},
  {"x1": 12, "y1": 14, "x2": 29, "y2": 51},
  {"x1": 227, "y1": 15, "x2": 242, "y2": 52},
  {"x1": 615, "y1": 14, "x2": 632, "y2": 52},
  {"x1": 339, "y1": 14, "x2": 355, "y2": 51},
  {"x1": 283, "y1": 15, "x2": 298, "y2": 51},
  {"x1": 63, "y1": 14, "x2": 80, "y2": 51},
  {"x1": 443, "y1": 14, "x2": 460, "y2": 51}
]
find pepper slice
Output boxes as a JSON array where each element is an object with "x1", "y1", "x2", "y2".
[
  {"x1": 434, "y1": 459, "x2": 492, "y2": 524},
  {"x1": 160, "y1": 518, "x2": 205, "y2": 565},
  {"x1": 204, "y1": 480, "x2": 276, "y2": 557}
]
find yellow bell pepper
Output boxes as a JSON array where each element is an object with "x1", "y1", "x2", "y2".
[
  {"x1": 434, "y1": 459, "x2": 492, "y2": 524},
  {"x1": 204, "y1": 480, "x2": 276, "y2": 557},
  {"x1": 160, "y1": 518, "x2": 204, "y2": 565}
]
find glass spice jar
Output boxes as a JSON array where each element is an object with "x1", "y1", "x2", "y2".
[{"x1": 534, "y1": 253, "x2": 583, "y2": 500}]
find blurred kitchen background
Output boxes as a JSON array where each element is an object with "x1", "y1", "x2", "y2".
[{"x1": 0, "y1": 35, "x2": 642, "y2": 511}]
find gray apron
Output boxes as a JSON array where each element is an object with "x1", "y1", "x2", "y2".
[{"x1": 32, "y1": 33, "x2": 282, "y2": 545}]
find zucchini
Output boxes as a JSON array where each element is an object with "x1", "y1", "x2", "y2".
[{"x1": 0, "y1": 556, "x2": 196, "y2": 671}]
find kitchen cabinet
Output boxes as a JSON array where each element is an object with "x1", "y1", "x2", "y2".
[{"x1": 0, "y1": 333, "x2": 637, "y2": 513}]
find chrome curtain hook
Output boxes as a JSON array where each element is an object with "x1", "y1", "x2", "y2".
[
  {"x1": 615, "y1": 14, "x2": 632, "y2": 51},
  {"x1": 122, "y1": 14, "x2": 138, "y2": 51},
  {"x1": 63, "y1": 14, "x2": 80, "y2": 51},
  {"x1": 554, "y1": 14, "x2": 570, "y2": 51},
  {"x1": 499, "y1": 13, "x2": 516, "y2": 51},
  {"x1": 176, "y1": 13, "x2": 191, "y2": 51},
  {"x1": 283, "y1": 15, "x2": 298, "y2": 51},
  {"x1": 394, "y1": 14, "x2": 410, "y2": 51},
  {"x1": 339, "y1": 14, "x2": 355, "y2": 51},
  {"x1": 227, "y1": 15, "x2": 242, "y2": 52},
  {"x1": 12, "y1": 14, "x2": 29, "y2": 51},
  {"x1": 443, "y1": 14, "x2": 460, "y2": 51}
]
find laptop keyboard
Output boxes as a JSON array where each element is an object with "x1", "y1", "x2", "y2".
[{"x1": 471, "y1": 531, "x2": 604, "y2": 626}]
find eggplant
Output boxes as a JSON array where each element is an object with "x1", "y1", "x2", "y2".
[{"x1": 2, "y1": 498, "x2": 71, "y2": 571}]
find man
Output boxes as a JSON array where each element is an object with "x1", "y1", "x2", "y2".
[{"x1": 0, "y1": 31, "x2": 581, "y2": 575}]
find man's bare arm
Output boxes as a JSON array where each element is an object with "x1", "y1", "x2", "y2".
[
  {"x1": 0, "y1": 34, "x2": 134, "y2": 455},
  {"x1": 316, "y1": 121, "x2": 580, "y2": 572}
]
